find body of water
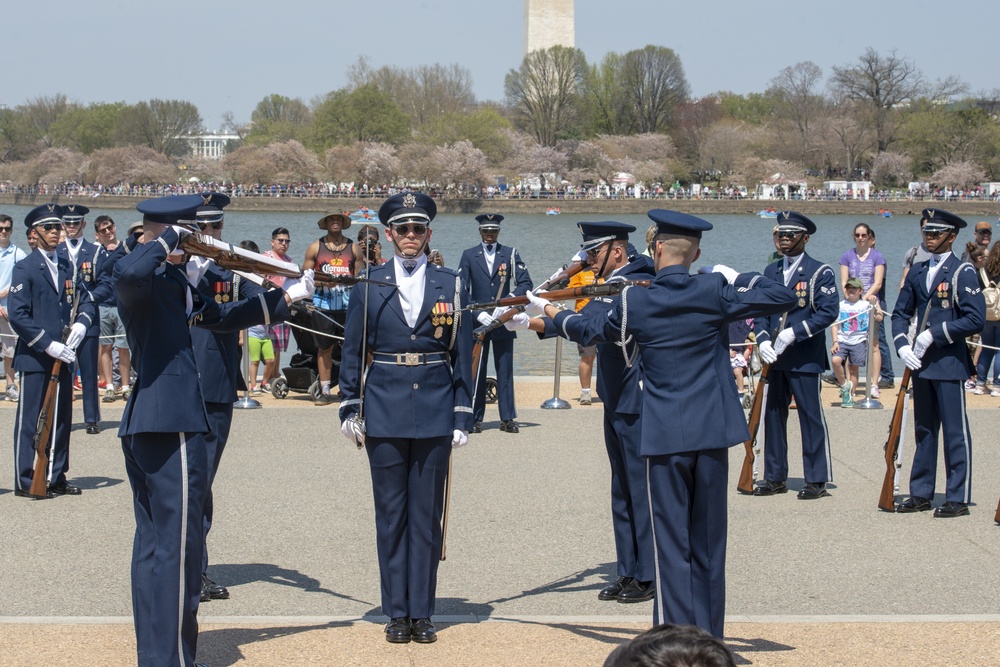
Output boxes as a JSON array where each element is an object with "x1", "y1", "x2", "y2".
[{"x1": 5, "y1": 203, "x2": 975, "y2": 378}]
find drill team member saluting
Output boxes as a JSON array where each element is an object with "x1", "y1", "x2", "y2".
[
  {"x1": 114, "y1": 194, "x2": 312, "y2": 667},
  {"x1": 339, "y1": 192, "x2": 473, "y2": 645},
  {"x1": 892, "y1": 208, "x2": 984, "y2": 518},
  {"x1": 753, "y1": 212, "x2": 839, "y2": 500},
  {"x1": 10, "y1": 204, "x2": 96, "y2": 498},
  {"x1": 524, "y1": 210, "x2": 796, "y2": 638}
]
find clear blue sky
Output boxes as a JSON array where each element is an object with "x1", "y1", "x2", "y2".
[{"x1": 6, "y1": 0, "x2": 996, "y2": 131}]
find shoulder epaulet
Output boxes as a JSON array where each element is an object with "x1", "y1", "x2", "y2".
[{"x1": 433, "y1": 265, "x2": 459, "y2": 277}]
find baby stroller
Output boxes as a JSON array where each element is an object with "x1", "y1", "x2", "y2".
[{"x1": 269, "y1": 303, "x2": 342, "y2": 400}]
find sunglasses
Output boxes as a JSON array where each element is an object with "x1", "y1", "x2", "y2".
[
  {"x1": 776, "y1": 231, "x2": 802, "y2": 239},
  {"x1": 0, "y1": 227, "x2": 11, "y2": 233},
  {"x1": 198, "y1": 221, "x2": 224, "y2": 231},
  {"x1": 63, "y1": 220, "x2": 83, "y2": 226},
  {"x1": 854, "y1": 233, "x2": 869, "y2": 239},
  {"x1": 392, "y1": 223, "x2": 428, "y2": 236},
  {"x1": 922, "y1": 229, "x2": 949, "y2": 238},
  {"x1": 976, "y1": 230, "x2": 992, "y2": 235},
  {"x1": 272, "y1": 238, "x2": 290, "y2": 244},
  {"x1": 97, "y1": 226, "x2": 114, "y2": 234},
  {"x1": 37, "y1": 223, "x2": 63, "y2": 232}
]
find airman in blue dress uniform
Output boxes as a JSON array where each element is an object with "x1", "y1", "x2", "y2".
[
  {"x1": 752, "y1": 211, "x2": 840, "y2": 499},
  {"x1": 186, "y1": 193, "x2": 307, "y2": 602},
  {"x1": 339, "y1": 192, "x2": 473, "y2": 645},
  {"x1": 514, "y1": 221, "x2": 657, "y2": 602},
  {"x1": 457, "y1": 213, "x2": 532, "y2": 433},
  {"x1": 57, "y1": 204, "x2": 104, "y2": 434},
  {"x1": 526, "y1": 210, "x2": 796, "y2": 638},
  {"x1": 114, "y1": 194, "x2": 305, "y2": 667},
  {"x1": 891, "y1": 208, "x2": 984, "y2": 518},
  {"x1": 10, "y1": 204, "x2": 96, "y2": 498}
]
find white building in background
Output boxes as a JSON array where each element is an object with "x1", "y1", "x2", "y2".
[
  {"x1": 524, "y1": 0, "x2": 574, "y2": 55},
  {"x1": 185, "y1": 133, "x2": 240, "y2": 160}
]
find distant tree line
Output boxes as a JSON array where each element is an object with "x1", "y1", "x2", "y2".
[{"x1": 2, "y1": 47, "x2": 999, "y2": 192}]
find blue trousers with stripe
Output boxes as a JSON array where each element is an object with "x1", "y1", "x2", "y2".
[
  {"x1": 909, "y1": 377, "x2": 972, "y2": 503},
  {"x1": 74, "y1": 334, "x2": 101, "y2": 424},
  {"x1": 647, "y1": 447, "x2": 729, "y2": 639},
  {"x1": 202, "y1": 401, "x2": 233, "y2": 574},
  {"x1": 763, "y1": 370, "x2": 833, "y2": 484},
  {"x1": 13, "y1": 367, "x2": 73, "y2": 491},
  {"x1": 123, "y1": 431, "x2": 208, "y2": 667},
  {"x1": 605, "y1": 411, "x2": 654, "y2": 582},
  {"x1": 473, "y1": 335, "x2": 516, "y2": 423}
]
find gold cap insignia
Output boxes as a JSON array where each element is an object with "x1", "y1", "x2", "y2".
[{"x1": 402, "y1": 193, "x2": 417, "y2": 209}]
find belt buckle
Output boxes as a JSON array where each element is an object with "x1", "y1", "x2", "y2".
[{"x1": 403, "y1": 352, "x2": 421, "y2": 366}]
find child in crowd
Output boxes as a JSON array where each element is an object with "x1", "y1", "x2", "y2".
[
  {"x1": 246, "y1": 321, "x2": 275, "y2": 393},
  {"x1": 830, "y1": 277, "x2": 882, "y2": 407},
  {"x1": 728, "y1": 318, "x2": 753, "y2": 402}
]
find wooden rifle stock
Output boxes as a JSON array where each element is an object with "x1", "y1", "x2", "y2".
[
  {"x1": 468, "y1": 280, "x2": 652, "y2": 311},
  {"x1": 737, "y1": 362, "x2": 769, "y2": 494},
  {"x1": 28, "y1": 360, "x2": 62, "y2": 498},
  {"x1": 879, "y1": 368, "x2": 912, "y2": 512}
]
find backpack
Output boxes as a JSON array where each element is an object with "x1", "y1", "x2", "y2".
[{"x1": 980, "y1": 268, "x2": 1000, "y2": 321}]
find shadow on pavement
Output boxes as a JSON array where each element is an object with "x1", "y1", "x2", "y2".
[
  {"x1": 209, "y1": 563, "x2": 374, "y2": 607},
  {"x1": 727, "y1": 635, "x2": 796, "y2": 665},
  {"x1": 485, "y1": 563, "x2": 619, "y2": 605},
  {"x1": 71, "y1": 475, "x2": 125, "y2": 490}
]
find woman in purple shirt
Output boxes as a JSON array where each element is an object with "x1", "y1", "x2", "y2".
[{"x1": 839, "y1": 223, "x2": 889, "y2": 389}]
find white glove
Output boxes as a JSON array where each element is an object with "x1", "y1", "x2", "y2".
[
  {"x1": 711, "y1": 264, "x2": 740, "y2": 285},
  {"x1": 758, "y1": 340, "x2": 777, "y2": 365},
  {"x1": 64, "y1": 322, "x2": 87, "y2": 350},
  {"x1": 773, "y1": 328, "x2": 796, "y2": 356},
  {"x1": 185, "y1": 256, "x2": 212, "y2": 287},
  {"x1": 546, "y1": 268, "x2": 565, "y2": 285},
  {"x1": 899, "y1": 344, "x2": 922, "y2": 371},
  {"x1": 525, "y1": 291, "x2": 551, "y2": 318},
  {"x1": 476, "y1": 312, "x2": 496, "y2": 326},
  {"x1": 913, "y1": 330, "x2": 934, "y2": 358},
  {"x1": 45, "y1": 341, "x2": 76, "y2": 364},
  {"x1": 452, "y1": 429, "x2": 469, "y2": 448},
  {"x1": 283, "y1": 269, "x2": 315, "y2": 303},
  {"x1": 167, "y1": 225, "x2": 193, "y2": 254},
  {"x1": 340, "y1": 416, "x2": 364, "y2": 445},
  {"x1": 492, "y1": 306, "x2": 510, "y2": 320},
  {"x1": 504, "y1": 312, "x2": 531, "y2": 332},
  {"x1": 571, "y1": 250, "x2": 587, "y2": 265}
]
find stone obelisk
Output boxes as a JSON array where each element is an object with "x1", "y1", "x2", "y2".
[{"x1": 523, "y1": 0, "x2": 575, "y2": 55}]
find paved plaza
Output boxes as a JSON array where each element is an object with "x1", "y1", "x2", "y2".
[{"x1": 1, "y1": 379, "x2": 998, "y2": 665}]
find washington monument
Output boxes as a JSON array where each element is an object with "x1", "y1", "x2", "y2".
[{"x1": 523, "y1": 0, "x2": 575, "y2": 55}]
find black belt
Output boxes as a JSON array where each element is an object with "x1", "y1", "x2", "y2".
[{"x1": 371, "y1": 352, "x2": 448, "y2": 366}]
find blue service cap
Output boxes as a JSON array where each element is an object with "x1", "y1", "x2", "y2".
[
  {"x1": 24, "y1": 203, "x2": 65, "y2": 230},
  {"x1": 475, "y1": 213, "x2": 504, "y2": 229},
  {"x1": 136, "y1": 194, "x2": 205, "y2": 228},
  {"x1": 61, "y1": 204, "x2": 90, "y2": 223},
  {"x1": 921, "y1": 207, "x2": 967, "y2": 231},
  {"x1": 774, "y1": 211, "x2": 816, "y2": 235},
  {"x1": 647, "y1": 209, "x2": 713, "y2": 239},
  {"x1": 577, "y1": 221, "x2": 635, "y2": 251},
  {"x1": 195, "y1": 192, "x2": 231, "y2": 223},
  {"x1": 378, "y1": 192, "x2": 436, "y2": 227}
]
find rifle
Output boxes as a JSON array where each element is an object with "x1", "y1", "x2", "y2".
[
  {"x1": 879, "y1": 298, "x2": 933, "y2": 512},
  {"x1": 465, "y1": 279, "x2": 652, "y2": 312},
  {"x1": 29, "y1": 288, "x2": 82, "y2": 499},
  {"x1": 878, "y1": 368, "x2": 912, "y2": 512},
  {"x1": 737, "y1": 313, "x2": 786, "y2": 495}
]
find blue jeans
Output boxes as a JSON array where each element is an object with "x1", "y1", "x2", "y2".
[{"x1": 976, "y1": 320, "x2": 1000, "y2": 385}]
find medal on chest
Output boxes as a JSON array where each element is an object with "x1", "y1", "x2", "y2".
[
  {"x1": 431, "y1": 301, "x2": 455, "y2": 327},
  {"x1": 214, "y1": 280, "x2": 231, "y2": 303},
  {"x1": 794, "y1": 281, "x2": 807, "y2": 308},
  {"x1": 64, "y1": 279, "x2": 74, "y2": 304},
  {"x1": 936, "y1": 281, "x2": 950, "y2": 308},
  {"x1": 80, "y1": 261, "x2": 93, "y2": 283}
]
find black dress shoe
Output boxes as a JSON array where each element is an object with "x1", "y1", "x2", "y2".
[
  {"x1": 410, "y1": 618, "x2": 437, "y2": 644},
  {"x1": 895, "y1": 496, "x2": 931, "y2": 513},
  {"x1": 385, "y1": 617, "x2": 411, "y2": 643},
  {"x1": 753, "y1": 480, "x2": 787, "y2": 496},
  {"x1": 797, "y1": 482, "x2": 830, "y2": 500},
  {"x1": 617, "y1": 579, "x2": 655, "y2": 603},
  {"x1": 471, "y1": 422, "x2": 483, "y2": 434},
  {"x1": 202, "y1": 574, "x2": 229, "y2": 600},
  {"x1": 86, "y1": 422, "x2": 100, "y2": 434},
  {"x1": 598, "y1": 576, "x2": 632, "y2": 601},
  {"x1": 49, "y1": 482, "x2": 82, "y2": 495},
  {"x1": 499, "y1": 420, "x2": 519, "y2": 433},
  {"x1": 14, "y1": 488, "x2": 53, "y2": 499},
  {"x1": 933, "y1": 501, "x2": 970, "y2": 518}
]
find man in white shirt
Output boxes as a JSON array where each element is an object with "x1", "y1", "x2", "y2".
[{"x1": 0, "y1": 213, "x2": 27, "y2": 401}]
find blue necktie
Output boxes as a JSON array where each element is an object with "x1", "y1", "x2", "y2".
[
  {"x1": 486, "y1": 244, "x2": 494, "y2": 252},
  {"x1": 402, "y1": 259, "x2": 417, "y2": 275}
]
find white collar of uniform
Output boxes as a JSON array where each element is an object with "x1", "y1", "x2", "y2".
[
  {"x1": 482, "y1": 241, "x2": 497, "y2": 254},
  {"x1": 783, "y1": 253, "x2": 804, "y2": 273},
  {"x1": 394, "y1": 253, "x2": 428, "y2": 273},
  {"x1": 930, "y1": 251, "x2": 951, "y2": 266}
]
